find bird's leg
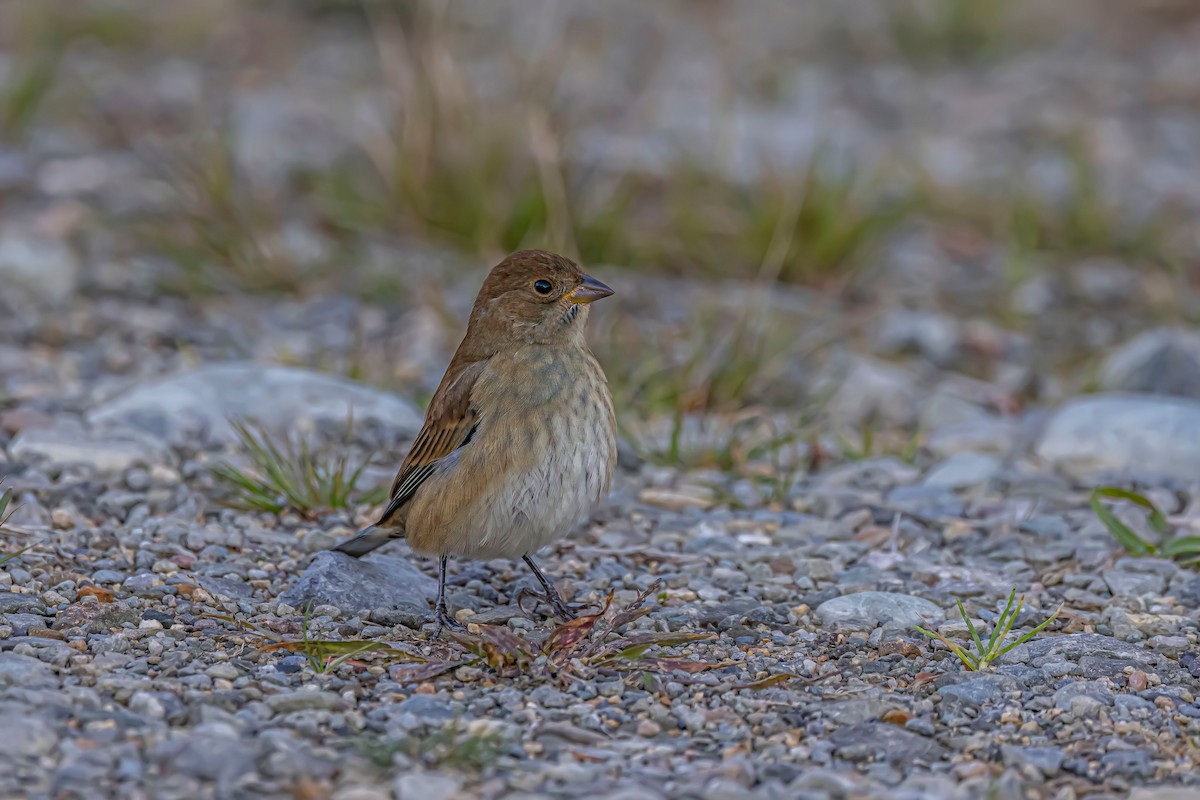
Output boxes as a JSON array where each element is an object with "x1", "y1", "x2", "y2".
[
  {"x1": 431, "y1": 555, "x2": 465, "y2": 640},
  {"x1": 523, "y1": 554, "x2": 583, "y2": 621}
]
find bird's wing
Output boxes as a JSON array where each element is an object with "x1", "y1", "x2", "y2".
[{"x1": 376, "y1": 359, "x2": 484, "y2": 526}]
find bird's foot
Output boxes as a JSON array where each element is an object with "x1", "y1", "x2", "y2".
[
  {"x1": 430, "y1": 602, "x2": 466, "y2": 641},
  {"x1": 517, "y1": 587, "x2": 597, "y2": 622}
]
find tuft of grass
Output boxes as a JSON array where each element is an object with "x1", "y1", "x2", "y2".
[
  {"x1": 0, "y1": 2, "x2": 163, "y2": 142},
  {"x1": 887, "y1": 0, "x2": 1012, "y2": 65},
  {"x1": 0, "y1": 48, "x2": 61, "y2": 142},
  {"x1": 362, "y1": 724, "x2": 509, "y2": 773},
  {"x1": 914, "y1": 588, "x2": 1061, "y2": 671},
  {"x1": 207, "y1": 611, "x2": 435, "y2": 676},
  {"x1": 0, "y1": 486, "x2": 39, "y2": 566},
  {"x1": 649, "y1": 159, "x2": 911, "y2": 289},
  {"x1": 208, "y1": 418, "x2": 388, "y2": 519},
  {"x1": 305, "y1": 6, "x2": 908, "y2": 289},
  {"x1": 926, "y1": 141, "x2": 1176, "y2": 277},
  {"x1": 131, "y1": 133, "x2": 326, "y2": 296},
  {"x1": 1090, "y1": 487, "x2": 1200, "y2": 563},
  {"x1": 835, "y1": 417, "x2": 923, "y2": 463},
  {"x1": 0, "y1": 487, "x2": 12, "y2": 530},
  {"x1": 597, "y1": 299, "x2": 820, "y2": 424}
]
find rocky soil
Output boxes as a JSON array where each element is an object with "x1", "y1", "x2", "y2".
[{"x1": 3, "y1": 2, "x2": 1200, "y2": 799}]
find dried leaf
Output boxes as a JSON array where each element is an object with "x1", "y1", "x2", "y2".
[
  {"x1": 77, "y1": 585, "x2": 114, "y2": 603},
  {"x1": 597, "y1": 631, "x2": 715, "y2": 663},
  {"x1": 261, "y1": 639, "x2": 424, "y2": 663},
  {"x1": 543, "y1": 593, "x2": 612, "y2": 658},
  {"x1": 628, "y1": 657, "x2": 731, "y2": 674},
  {"x1": 733, "y1": 673, "x2": 804, "y2": 690},
  {"x1": 909, "y1": 671, "x2": 937, "y2": 689},
  {"x1": 203, "y1": 613, "x2": 284, "y2": 642},
  {"x1": 388, "y1": 659, "x2": 467, "y2": 682},
  {"x1": 452, "y1": 625, "x2": 535, "y2": 670},
  {"x1": 881, "y1": 708, "x2": 911, "y2": 726},
  {"x1": 606, "y1": 582, "x2": 663, "y2": 631}
]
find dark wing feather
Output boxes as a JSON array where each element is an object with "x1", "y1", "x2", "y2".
[{"x1": 376, "y1": 360, "x2": 484, "y2": 526}]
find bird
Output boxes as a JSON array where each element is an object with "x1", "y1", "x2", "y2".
[{"x1": 330, "y1": 249, "x2": 617, "y2": 638}]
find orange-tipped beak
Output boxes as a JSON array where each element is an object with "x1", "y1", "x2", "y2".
[{"x1": 566, "y1": 274, "x2": 614, "y2": 304}]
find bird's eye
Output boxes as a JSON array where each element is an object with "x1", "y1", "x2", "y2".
[{"x1": 533, "y1": 279, "x2": 553, "y2": 295}]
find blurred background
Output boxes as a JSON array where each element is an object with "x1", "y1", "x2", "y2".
[{"x1": 2, "y1": 0, "x2": 1200, "y2": 475}]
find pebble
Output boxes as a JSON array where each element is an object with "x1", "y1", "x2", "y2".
[
  {"x1": 815, "y1": 592, "x2": 943, "y2": 628},
  {"x1": 394, "y1": 773, "x2": 463, "y2": 800}
]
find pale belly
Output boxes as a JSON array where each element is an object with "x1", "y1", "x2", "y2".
[{"x1": 406, "y1": 403, "x2": 615, "y2": 560}]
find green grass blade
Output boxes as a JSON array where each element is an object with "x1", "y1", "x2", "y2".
[
  {"x1": 1161, "y1": 536, "x2": 1200, "y2": 558},
  {"x1": 995, "y1": 604, "x2": 1062, "y2": 658},
  {"x1": 986, "y1": 589, "x2": 1018, "y2": 653},
  {"x1": 0, "y1": 542, "x2": 36, "y2": 566},
  {"x1": 1089, "y1": 487, "x2": 1159, "y2": 556},
  {"x1": 914, "y1": 625, "x2": 978, "y2": 671},
  {"x1": 957, "y1": 599, "x2": 984, "y2": 654}
]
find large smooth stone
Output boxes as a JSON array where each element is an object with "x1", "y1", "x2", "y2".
[
  {"x1": 1034, "y1": 393, "x2": 1200, "y2": 480},
  {"x1": 87, "y1": 362, "x2": 423, "y2": 442}
]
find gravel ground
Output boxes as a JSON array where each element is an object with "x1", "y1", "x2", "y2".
[
  {"x1": 3, "y1": 3, "x2": 1200, "y2": 799},
  {"x1": 3, "y1": 288, "x2": 1200, "y2": 800}
]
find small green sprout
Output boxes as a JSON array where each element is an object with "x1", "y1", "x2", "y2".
[{"x1": 914, "y1": 588, "x2": 1061, "y2": 671}]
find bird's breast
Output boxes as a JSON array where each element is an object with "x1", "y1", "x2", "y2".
[{"x1": 408, "y1": 345, "x2": 615, "y2": 559}]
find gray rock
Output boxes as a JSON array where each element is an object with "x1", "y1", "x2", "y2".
[
  {"x1": 87, "y1": 362, "x2": 423, "y2": 443},
  {"x1": 1001, "y1": 746, "x2": 1063, "y2": 778},
  {"x1": 1103, "y1": 569, "x2": 1165, "y2": 598},
  {"x1": 9, "y1": 420, "x2": 171, "y2": 472},
  {"x1": 390, "y1": 695, "x2": 455, "y2": 720},
  {"x1": 333, "y1": 787, "x2": 391, "y2": 800},
  {"x1": 824, "y1": 355, "x2": 920, "y2": 427},
  {"x1": 826, "y1": 698, "x2": 903, "y2": 725},
  {"x1": 936, "y1": 673, "x2": 1020, "y2": 707},
  {"x1": 0, "y1": 714, "x2": 58, "y2": 757},
  {"x1": 91, "y1": 569, "x2": 125, "y2": 584},
  {"x1": 1034, "y1": 393, "x2": 1200, "y2": 479},
  {"x1": 1147, "y1": 635, "x2": 1189, "y2": 656},
  {"x1": 1052, "y1": 679, "x2": 1115, "y2": 710},
  {"x1": 394, "y1": 772, "x2": 464, "y2": 800},
  {"x1": 925, "y1": 416, "x2": 1021, "y2": 458},
  {"x1": 152, "y1": 726, "x2": 256, "y2": 784},
  {"x1": 921, "y1": 452, "x2": 1002, "y2": 489},
  {"x1": 1100, "y1": 327, "x2": 1200, "y2": 400},
  {"x1": 1000, "y1": 633, "x2": 1154, "y2": 667},
  {"x1": 1131, "y1": 789, "x2": 1200, "y2": 800},
  {"x1": 873, "y1": 310, "x2": 961, "y2": 367},
  {"x1": 829, "y1": 722, "x2": 946, "y2": 764},
  {"x1": 266, "y1": 690, "x2": 344, "y2": 714},
  {"x1": 0, "y1": 224, "x2": 79, "y2": 305},
  {"x1": 1180, "y1": 575, "x2": 1200, "y2": 605},
  {"x1": 0, "y1": 652, "x2": 57, "y2": 687},
  {"x1": 279, "y1": 551, "x2": 436, "y2": 620},
  {"x1": 0, "y1": 592, "x2": 46, "y2": 614},
  {"x1": 815, "y1": 592, "x2": 942, "y2": 628},
  {"x1": 196, "y1": 575, "x2": 253, "y2": 600},
  {"x1": 2, "y1": 612, "x2": 45, "y2": 633},
  {"x1": 885, "y1": 485, "x2": 964, "y2": 517}
]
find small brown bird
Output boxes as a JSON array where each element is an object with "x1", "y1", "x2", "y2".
[{"x1": 331, "y1": 250, "x2": 617, "y2": 637}]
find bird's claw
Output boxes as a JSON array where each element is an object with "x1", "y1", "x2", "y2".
[
  {"x1": 516, "y1": 587, "x2": 596, "y2": 621},
  {"x1": 430, "y1": 602, "x2": 466, "y2": 640}
]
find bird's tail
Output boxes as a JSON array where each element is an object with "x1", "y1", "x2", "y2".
[{"x1": 330, "y1": 525, "x2": 398, "y2": 558}]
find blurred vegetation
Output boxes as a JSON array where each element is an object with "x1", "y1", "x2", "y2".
[
  {"x1": 1, "y1": 0, "x2": 1197, "y2": 448},
  {"x1": 209, "y1": 419, "x2": 389, "y2": 518},
  {"x1": 886, "y1": 0, "x2": 1013, "y2": 65}
]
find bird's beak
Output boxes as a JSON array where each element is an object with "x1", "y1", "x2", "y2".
[{"x1": 565, "y1": 274, "x2": 614, "y2": 304}]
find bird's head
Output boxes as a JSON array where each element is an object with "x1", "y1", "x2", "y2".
[{"x1": 467, "y1": 250, "x2": 613, "y2": 346}]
